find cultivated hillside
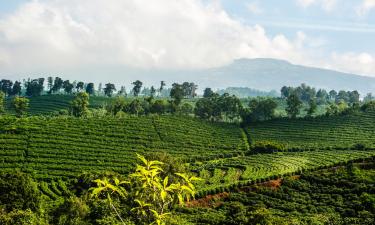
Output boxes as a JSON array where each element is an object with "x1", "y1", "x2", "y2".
[
  {"x1": 0, "y1": 115, "x2": 247, "y2": 179},
  {"x1": 246, "y1": 109, "x2": 375, "y2": 150}
]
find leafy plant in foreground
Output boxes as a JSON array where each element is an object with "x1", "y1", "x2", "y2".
[{"x1": 90, "y1": 154, "x2": 201, "y2": 225}]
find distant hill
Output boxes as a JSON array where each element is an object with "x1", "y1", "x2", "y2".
[
  {"x1": 199, "y1": 58, "x2": 375, "y2": 94},
  {"x1": 90, "y1": 58, "x2": 375, "y2": 94}
]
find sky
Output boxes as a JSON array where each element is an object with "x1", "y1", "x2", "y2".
[{"x1": 0, "y1": 0, "x2": 374, "y2": 83}]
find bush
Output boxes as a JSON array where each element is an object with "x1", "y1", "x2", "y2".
[
  {"x1": 0, "y1": 172, "x2": 41, "y2": 212},
  {"x1": 0, "y1": 209, "x2": 42, "y2": 225},
  {"x1": 251, "y1": 141, "x2": 286, "y2": 153}
]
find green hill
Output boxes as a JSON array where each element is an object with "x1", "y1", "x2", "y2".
[
  {"x1": 246, "y1": 110, "x2": 375, "y2": 150},
  {"x1": 0, "y1": 115, "x2": 247, "y2": 180}
]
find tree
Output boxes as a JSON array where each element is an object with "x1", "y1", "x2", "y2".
[
  {"x1": 118, "y1": 86, "x2": 126, "y2": 96},
  {"x1": 306, "y1": 98, "x2": 317, "y2": 116},
  {"x1": 63, "y1": 80, "x2": 74, "y2": 94},
  {"x1": 25, "y1": 78, "x2": 44, "y2": 97},
  {"x1": 11, "y1": 81, "x2": 22, "y2": 96},
  {"x1": 104, "y1": 83, "x2": 116, "y2": 97},
  {"x1": 329, "y1": 90, "x2": 337, "y2": 100},
  {"x1": 47, "y1": 77, "x2": 54, "y2": 93},
  {"x1": 170, "y1": 83, "x2": 184, "y2": 106},
  {"x1": 0, "y1": 91, "x2": 5, "y2": 113},
  {"x1": 0, "y1": 79, "x2": 13, "y2": 96},
  {"x1": 132, "y1": 80, "x2": 143, "y2": 97},
  {"x1": 76, "y1": 81, "x2": 84, "y2": 92},
  {"x1": 98, "y1": 83, "x2": 103, "y2": 95},
  {"x1": 280, "y1": 86, "x2": 292, "y2": 99},
  {"x1": 13, "y1": 96, "x2": 29, "y2": 117},
  {"x1": 159, "y1": 81, "x2": 166, "y2": 97},
  {"x1": 90, "y1": 154, "x2": 200, "y2": 225},
  {"x1": 194, "y1": 97, "x2": 216, "y2": 120},
  {"x1": 316, "y1": 89, "x2": 328, "y2": 104},
  {"x1": 203, "y1": 88, "x2": 214, "y2": 98},
  {"x1": 286, "y1": 92, "x2": 302, "y2": 119},
  {"x1": 150, "y1": 86, "x2": 156, "y2": 97},
  {"x1": 51, "y1": 77, "x2": 63, "y2": 94},
  {"x1": 219, "y1": 93, "x2": 242, "y2": 121},
  {"x1": 247, "y1": 97, "x2": 278, "y2": 122},
  {"x1": 85, "y1": 83, "x2": 95, "y2": 95},
  {"x1": 70, "y1": 92, "x2": 89, "y2": 117},
  {"x1": 335, "y1": 90, "x2": 349, "y2": 103},
  {"x1": 348, "y1": 90, "x2": 360, "y2": 104}
]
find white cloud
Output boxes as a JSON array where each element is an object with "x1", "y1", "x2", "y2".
[
  {"x1": 296, "y1": 0, "x2": 338, "y2": 12},
  {"x1": 356, "y1": 0, "x2": 375, "y2": 16},
  {"x1": 329, "y1": 52, "x2": 375, "y2": 76},
  {"x1": 0, "y1": 0, "x2": 374, "y2": 80},
  {"x1": 246, "y1": 1, "x2": 263, "y2": 15},
  {"x1": 0, "y1": 0, "x2": 310, "y2": 72}
]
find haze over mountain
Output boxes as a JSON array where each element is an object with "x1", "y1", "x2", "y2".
[{"x1": 79, "y1": 58, "x2": 375, "y2": 94}]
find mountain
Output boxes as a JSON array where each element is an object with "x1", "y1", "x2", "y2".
[
  {"x1": 8, "y1": 58, "x2": 374, "y2": 94},
  {"x1": 198, "y1": 58, "x2": 375, "y2": 94},
  {"x1": 125, "y1": 58, "x2": 375, "y2": 94}
]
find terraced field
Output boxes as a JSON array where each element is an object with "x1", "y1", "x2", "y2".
[
  {"x1": 0, "y1": 115, "x2": 247, "y2": 180},
  {"x1": 5, "y1": 95, "x2": 110, "y2": 115},
  {"x1": 193, "y1": 150, "x2": 375, "y2": 195},
  {"x1": 246, "y1": 110, "x2": 375, "y2": 150}
]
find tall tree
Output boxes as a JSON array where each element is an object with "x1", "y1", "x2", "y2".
[
  {"x1": 306, "y1": 98, "x2": 317, "y2": 116},
  {"x1": 25, "y1": 78, "x2": 44, "y2": 96},
  {"x1": 118, "y1": 86, "x2": 127, "y2": 96},
  {"x1": 150, "y1": 86, "x2": 156, "y2": 97},
  {"x1": 132, "y1": 80, "x2": 143, "y2": 97},
  {"x1": 51, "y1": 77, "x2": 63, "y2": 93},
  {"x1": 189, "y1": 82, "x2": 198, "y2": 98},
  {"x1": 47, "y1": 77, "x2": 54, "y2": 93},
  {"x1": 104, "y1": 83, "x2": 116, "y2": 97},
  {"x1": 0, "y1": 79, "x2": 13, "y2": 96},
  {"x1": 159, "y1": 81, "x2": 166, "y2": 97},
  {"x1": 170, "y1": 83, "x2": 184, "y2": 106},
  {"x1": 13, "y1": 96, "x2": 29, "y2": 117},
  {"x1": 76, "y1": 81, "x2": 84, "y2": 92},
  {"x1": 286, "y1": 92, "x2": 302, "y2": 119},
  {"x1": 11, "y1": 81, "x2": 22, "y2": 96},
  {"x1": 63, "y1": 80, "x2": 74, "y2": 94},
  {"x1": 85, "y1": 83, "x2": 95, "y2": 95},
  {"x1": 348, "y1": 90, "x2": 360, "y2": 104},
  {"x1": 70, "y1": 92, "x2": 90, "y2": 117},
  {"x1": 329, "y1": 90, "x2": 337, "y2": 101},
  {"x1": 203, "y1": 88, "x2": 214, "y2": 98},
  {"x1": 247, "y1": 97, "x2": 278, "y2": 122}
]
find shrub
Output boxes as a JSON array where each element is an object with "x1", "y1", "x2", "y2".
[
  {"x1": 251, "y1": 141, "x2": 286, "y2": 153},
  {"x1": 0, "y1": 172, "x2": 41, "y2": 212}
]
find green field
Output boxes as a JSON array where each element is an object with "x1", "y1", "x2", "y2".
[
  {"x1": 0, "y1": 115, "x2": 247, "y2": 180},
  {"x1": 5, "y1": 95, "x2": 111, "y2": 115},
  {"x1": 247, "y1": 110, "x2": 375, "y2": 150}
]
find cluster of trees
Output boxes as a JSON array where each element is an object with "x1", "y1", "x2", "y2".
[
  {"x1": 0, "y1": 79, "x2": 22, "y2": 96},
  {"x1": 1, "y1": 77, "x2": 200, "y2": 100},
  {"x1": 194, "y1": 90, "x2": 242, "y2": 122},
  {"x1": 0, "y1": 90, "x2": 30, "y2": 117},
  {"x1": 281, "y1": 83, "x2": 361, "y2": 105}
]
